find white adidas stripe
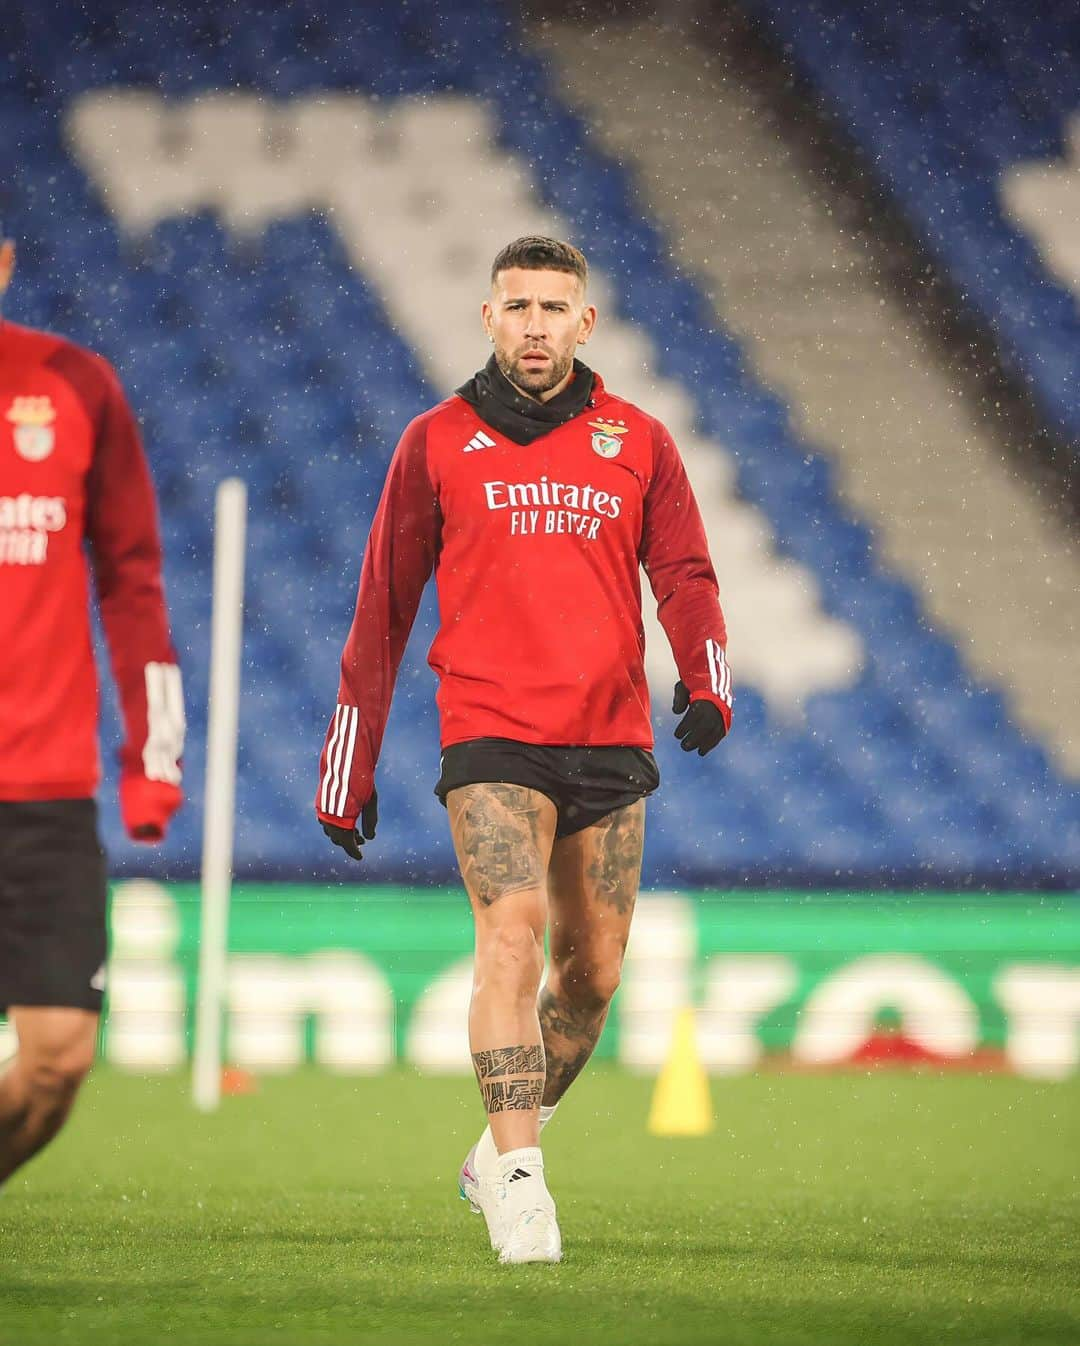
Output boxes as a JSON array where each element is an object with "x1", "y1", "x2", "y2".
[
  {"x1": 705, "y1": 639, "x2": 733, "y2": 709},
  {"x1": 321, "y1": 703, "x2": 360, "y2": 817},
  {"x1": 320, "y1": 704, "x2": 344, "y2": 814},
  {"x1": 717, "y1": 643, "x2": 731, "y2": 708},
  {"x1": 142, "y1": 662, "x2": 185, "y2": 785},
  {"x1": 719, "y1": 646, "x2": 732, "y2": 708},
  {"x1": 334, "y1": 705, "x2": 359, "y2": 817},
  {"x1": 706, "y1": 638, "x2": 720, "y2": 698}
]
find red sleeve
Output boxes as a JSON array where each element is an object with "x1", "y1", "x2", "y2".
[
  {"x1": 316, "y1": 416, "x2": 441, "y2": 827},
  {"x1": 79, "y1": 356, "x2": 184, "y2": 833},
  {"x1": 639, "y1": 423, "x2": 733, "y2": 730}
]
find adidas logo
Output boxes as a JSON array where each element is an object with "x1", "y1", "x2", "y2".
[
  {"x1": 463, "y1": 430, "x2": 496, "y2": 453},
  {"x1": 507, "y1": 1168, "x2": 533, "y2": 1183}
]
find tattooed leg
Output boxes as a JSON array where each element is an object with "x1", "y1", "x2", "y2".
[
  {"x1": 447, "y1": 783, "x2": 554, "y2": 908},
  {"x1": 448, "y1": 784, "x2": 557, "y2": 1152},
  {"x1": 472, "y1": 1044, "x2": 545, "y2": 1116},
  {"x1": 541, "y1": 800, "x2": 645, "y2": 1108},
  {"x1": 537, "y1": 988, "x2": 608, "y2": 1106}
]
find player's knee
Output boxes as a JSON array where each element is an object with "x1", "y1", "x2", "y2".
[
  {"x1": 588, "y1": 961, "x2": 622, "y2": 1007},
  {"x1": 24, "y1": 1039, "x2": 95, "y2": 1103},
  {"x1": 555, "y1": 950, "x2": 622, "y2": 1010},
  {"x1": 480, "y1": 923, "x2": 545, "y2": 997}
]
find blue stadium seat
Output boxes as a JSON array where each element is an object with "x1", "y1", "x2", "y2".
[
  {"x1": 6, "y1": 0, "x2": 1076, "y2": 885},
  {"x1": 745, "y1": 0, "x2": 1080, "y2": 446}
]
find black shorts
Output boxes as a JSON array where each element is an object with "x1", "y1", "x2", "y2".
[
  {"x1": 434, "y1": 738, "x2": 660, "y2": 839},
  {"x1": 0, "y1": 799, "x2": 108, "y2": 1014}
]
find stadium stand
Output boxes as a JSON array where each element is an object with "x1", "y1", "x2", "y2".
[
  {"x1": 3, "y1": 0, "x2": 1078, "y2": 886},
  {"x1": 531, "y1": 15, "x2": 1080, "y2": 778},
  {"x1": 743, "y1": 0, "x2": 1080, "y2": 446}
]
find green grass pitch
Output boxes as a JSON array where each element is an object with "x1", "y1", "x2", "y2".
[{"x1": 1, "y1": 1068, "x2": 1077, "y2": 1345}]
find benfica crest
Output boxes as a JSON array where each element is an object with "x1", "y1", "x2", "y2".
[
  {"x1": 6, "y1": 396, "x2": 57, "y2": 462},
  {"x1": 589, "y1": 418, "x2": 629, "y2": 459}
]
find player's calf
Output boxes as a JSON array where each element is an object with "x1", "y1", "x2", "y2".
[
  {"x1": 538, "y1": 951, "x2": 622, "y2": 1107},
  {"x1": 468, "y1": 897, "x2": 548, "y2": 1156},
  {"x1": 0, "y1": 1007, "x2": 98, "y2": 1182}
]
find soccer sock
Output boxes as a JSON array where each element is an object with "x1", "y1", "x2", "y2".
[
  {"x1": 496, "y1": 1147, "x2": 554, "y2": 1225},
  {"x1": 495, "y1": 1145, "x2": 543, "y2": 1177},
  {"x1": 474, "y1": 1126, "x2": 499, "y2": 1176},
  {"x1": 475, "y1": 1105, "x2": 557, "y2": 1177}
]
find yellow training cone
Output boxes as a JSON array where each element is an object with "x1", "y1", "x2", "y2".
[{"x1": 647, "y1": 1007, "x2": 714, "y2": 1137}]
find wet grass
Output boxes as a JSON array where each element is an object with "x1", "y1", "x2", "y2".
[{"x1": 1, "y1": 1068, "x2": 1077, "y2": 1345}]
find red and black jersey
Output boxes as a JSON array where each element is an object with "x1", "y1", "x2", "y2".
[
  {"x1": 317, "y1": 374, "x2": 731, "y2": 827},
  {"x1": 0, "y1": 320, "x2": 184, "y2": 831}
]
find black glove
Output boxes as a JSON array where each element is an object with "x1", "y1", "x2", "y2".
[
  {"x1": 321, "y1": 789, "x2": 379, "y2": 862},
  {"x1": 672, "y1": 681, "x2": 727, "y2": 756}
]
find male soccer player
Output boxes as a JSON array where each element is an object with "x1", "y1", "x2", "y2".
[
  {"x1": 317, "y1": 236, "x2": 731, "y2": 1263},
  {"x1": 0, "y1": 234, "x2": 185, "y2": 1184}
]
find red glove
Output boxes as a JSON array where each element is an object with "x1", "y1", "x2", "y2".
[{"x1": 120, "y1": 773, "x2": 183, "y2": 843}]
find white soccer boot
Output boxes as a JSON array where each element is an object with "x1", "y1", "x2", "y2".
[
  {"x1": 458, "y1": 1142, "x2": 504, "y2": 1251},
  {"x1": 458, "y1": 1109, "x2": 561, "y2": 1254},
  {"x1": 493, "y1": 1147, "x2": 561, "y2": 1265}
]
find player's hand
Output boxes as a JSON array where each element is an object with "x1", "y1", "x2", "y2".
[
  {"x1": 672, "y1": 681, "x2": 727, "y2": 756},
  {"x1": 321, "y1": 790, "x2": 379, "y2": 861},
  {"x1": 120, "y1": 773, "x2": 183, "y2": 844}
]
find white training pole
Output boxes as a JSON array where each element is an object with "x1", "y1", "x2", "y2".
[{"x1": 193, "y1": 477, "x2": 247, "y2": 1112}]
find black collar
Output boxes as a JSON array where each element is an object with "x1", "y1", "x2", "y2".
[{"x1": 455, "y1": 356, "x2": 595, "y2": 445}]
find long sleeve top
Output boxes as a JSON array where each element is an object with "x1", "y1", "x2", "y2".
[
  {"x1": 0, "y1": 321, "x2": 183, "y2": 802},
  {"x1": 317, "y1": 373, "x2": 731, "y2": 826}
]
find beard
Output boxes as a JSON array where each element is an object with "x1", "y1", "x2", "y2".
[{"x1": 496, "y1": 345, "x2": 575, "y2": 399}]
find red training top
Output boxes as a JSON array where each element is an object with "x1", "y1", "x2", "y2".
[
  {"x1": 317, "y1": 375, "x2": 732, "y2": 827},
  {"x1": 0, "y1": 321, "x2": 184, "y2": 835}
]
